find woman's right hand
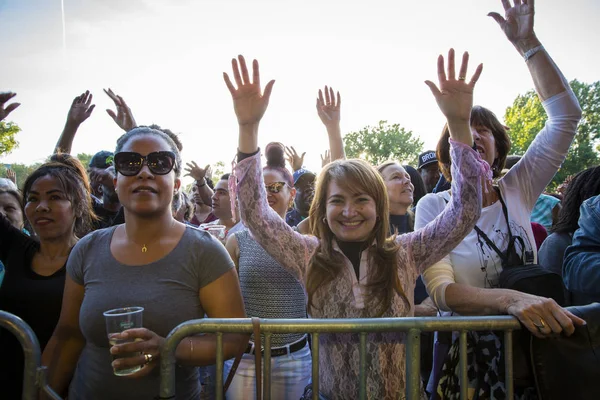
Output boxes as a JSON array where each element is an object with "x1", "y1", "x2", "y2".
[
  {"x1": 316, "y1": 86, "x2": 341, "y2": 130},
  {"x1": 504, "y1": 292, "x2": 586, "y2": 338}
]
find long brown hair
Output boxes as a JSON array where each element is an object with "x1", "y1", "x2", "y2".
[{"x1": 307, "y1": 159, "x2": 409, "y2": 316}]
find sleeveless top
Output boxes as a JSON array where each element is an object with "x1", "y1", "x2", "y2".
[{"x1": 237, "y1": 229, "x2": 307, "y2": 347}]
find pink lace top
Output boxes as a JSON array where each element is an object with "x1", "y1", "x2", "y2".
[{"x1": 234, "y1": 140, "x2": 485, "y2": 399}]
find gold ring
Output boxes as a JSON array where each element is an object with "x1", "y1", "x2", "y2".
[
  {"x1": 458, "y1": 76, "x2": 466, "y2": 81},
  {"x1": 533, "y1": 318, "x2": 546, "y2": 331},
  {"x1": 144, "y1": 353, "x2": 154, "y2": 364}
]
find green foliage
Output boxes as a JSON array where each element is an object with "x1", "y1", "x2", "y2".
[
  {"x1": 211, "y1": 161, "x2": 226, "y2": 186},
  {"x1": 0, "y1": 162, "x2": 43, "y2": 190},
  {"x1": 0, "y1": 121, "x2": 21, "y2": 156},
  {"x1": 504, "y1": 79, "x2": 600, "y2": 191},
  {"x1": 344, "y1": 121, "x2": 424, "y2": 167},
  {"x1": 76, "y1": 153, "x2": 94, "y2": 169}
]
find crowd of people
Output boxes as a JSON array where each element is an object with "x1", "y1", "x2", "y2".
[{"x1": 0, "y1": 1, "x2": 598, "y2": 399}]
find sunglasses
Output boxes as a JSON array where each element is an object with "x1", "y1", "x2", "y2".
[
  {"x1": 265, "y1": 182, "x2": 289, "y2": 194},
  {"x1": 113, "y1": 151, "x2": 176, "y2": 176}
]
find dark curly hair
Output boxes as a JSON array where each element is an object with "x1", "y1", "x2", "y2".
[{"x1": 552, "y1": 166, "x2": 600, "y2": 234}]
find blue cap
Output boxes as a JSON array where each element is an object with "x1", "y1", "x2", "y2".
[{"x1": 293, "y1": 168, "x2": 316, "y2": 185}]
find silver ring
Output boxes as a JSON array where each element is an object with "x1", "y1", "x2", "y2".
[{"x1": 144, "y1": 353, "x2": 154, "y2": 364}]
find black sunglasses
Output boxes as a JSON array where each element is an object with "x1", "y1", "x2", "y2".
[{"x1": 113, "y1": 151, "x2": 176, "y2": 176}]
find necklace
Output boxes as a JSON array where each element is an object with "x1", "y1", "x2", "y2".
[{"x1": 123, "y1": 220, "x2": 177, "y2": 253}]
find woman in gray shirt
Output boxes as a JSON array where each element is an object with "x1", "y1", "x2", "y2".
[{"x1": 43, "y1": 127, "x2": 247, "y2": 399}]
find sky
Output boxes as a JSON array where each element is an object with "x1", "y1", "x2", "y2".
[{"x1": 1, "y1": 0, "x2": 599, "y2": 186}]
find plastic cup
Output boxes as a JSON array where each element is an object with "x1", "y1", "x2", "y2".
[
  {"x1": 207, "y1": 225, "x2": 226, "y2": 241},
  {"x1": 103, "y1": 306, "x2": 144, "y2": 376}
]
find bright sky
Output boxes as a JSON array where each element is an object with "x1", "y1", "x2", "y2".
[{"x1": 1, "y1": 0, "x2": 599, "y2": 186}]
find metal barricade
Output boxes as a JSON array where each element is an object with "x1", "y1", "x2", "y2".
[
  {"x1": 159, "y1": 316, "x2": 521, "y2": 400},
  {"x1": 0, "y1": 310, "x2": 62, "y2": 400}
]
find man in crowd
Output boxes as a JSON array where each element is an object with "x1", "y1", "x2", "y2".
[
  {"x1": 417, "y1": 150, "x2": 441, "y2": 193},
  {"x1": 563, "y1": 195, "x2": 600, "y2": 305},
  {"x1": 286, "y1": 168, "x2": 316, "y2": 227},
  {"x1": 200, "y1": 174, "x2": 243, "y2": 241}
]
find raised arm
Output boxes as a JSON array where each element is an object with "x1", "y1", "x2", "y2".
[
  {"x1": 317, "y1": 86, "x2": 345, "y2": 161},
  {"x1": 284, "y1": 146, "x2": 306, "y2": 172},
  {"x1": 408, "y1": 49, "x2": 484, "y2": 270},
  {"x1": 184, "y1": 161, "x2": 214, "y2": 204},
  {"x1": 55, "y1": 91, "x2": 95, "y2": 154},
  {"x1": 0, "y1": 92, "x2": 20, "y2": 122},
  {"x1": 490, "y1": 0, "x2": 582, "y2": 206},
  {"x1": 224, "y1": 55, "x2": 318, "y2": 282}
]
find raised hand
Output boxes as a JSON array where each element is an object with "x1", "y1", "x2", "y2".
[
  {"x1": 285, "y1": 146, "x2": 306, "y2": 172},
  {"x1": 0, "y1": 92, "x2": 21, "y2": 121},
  {"x1": 67, "y1": 91, "x2": 95, "y2": 125},
  {"x1": 321, "y1": 150, "x2": 331, "y2": 168},
  {"x1": 425, "y1": 49, "x2": 483, "y2": 124},
  {"x1": 184, "y1": 161, "x2": 211, "y2": 182},
  {"x1": 104, "y1": 88, "x2": 137, "y2": 132},
  {"x1": 488, "y1": 0, "x2": 536, "y2": 49},
  {"x1": 223, "y1": 55, "x2": 275, "y2": 127},
  {"x1": 316, "y1": 86, "x2": 341, "y2": 128},
  {"x1": 5, "y1": 169, "x2": 16, "y2": 185}
]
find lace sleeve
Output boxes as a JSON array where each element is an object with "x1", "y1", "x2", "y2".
[
  {"x1": 234, "y1": 152, "x2": 319, "y2": 283},
  {"x1": 404, "y1": 140, "x2": 486, "y2": 274}
]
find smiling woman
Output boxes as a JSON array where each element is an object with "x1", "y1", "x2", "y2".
[{"x1": 0, "y1": 153, "x2": 96, "y2": 399}]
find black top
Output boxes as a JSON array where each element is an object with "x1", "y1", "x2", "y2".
[
  {"x1": 337, "y1": 240, "x2": 369, "y2": 280},
  {"x1": 390, "y1": 214, "x2": 410, "y2": 235},
  {"x1": 92, "y1": 196, "x2": 121, "y2": 230},
  {"x1": 0, "y1": 213, "x2": 67, "y2": 398}
]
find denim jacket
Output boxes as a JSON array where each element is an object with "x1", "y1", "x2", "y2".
[{"x1": 563, "y1": 195, "x2": 600, "y2": 305}]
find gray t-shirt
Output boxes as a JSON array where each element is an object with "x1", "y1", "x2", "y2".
[{"x1": 67, "y1": 225, "x2": 234, "y2": 400}]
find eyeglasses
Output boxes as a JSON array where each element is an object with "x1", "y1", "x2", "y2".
[
  {"x1": 265, "y1": 182, "x2": 288, "y2": 194},
  {"x1": 113, "y1": 151, "x2": 176, "y2": 176}
]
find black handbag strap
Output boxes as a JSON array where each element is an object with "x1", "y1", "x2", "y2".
[{"x1": 442, "y1": 187, "x2": 513, "y2": 263}]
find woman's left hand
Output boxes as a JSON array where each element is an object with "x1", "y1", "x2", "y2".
[
  {"x1": 488, "y1": 0, "x2": 536, "y2": 51},
  {"x1": 109, "y1": 328, "x2": 165, "y2": 378}
]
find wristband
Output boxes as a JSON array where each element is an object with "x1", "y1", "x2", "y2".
[
  {"x1": 523, "y1": 45, "x2": 544, "y2": 62},
  {"x1": 195, "y1": 180, "x2": 206, "y2": 188}
]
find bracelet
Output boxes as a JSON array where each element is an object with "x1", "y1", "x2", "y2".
[
  {"x1": 523, "y1": 45, "x2": 544, "y2": 62},
  {"x1": 195, "y1": 180, "x2": 206, "y2": 188}
]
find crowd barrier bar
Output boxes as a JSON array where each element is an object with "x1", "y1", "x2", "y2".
[
  {"x1": 159, "y1": 316, "x2": 521, "y2": 400},
  {"x1": 0, "y1": 310, "x2": 61, "y2": 400}
]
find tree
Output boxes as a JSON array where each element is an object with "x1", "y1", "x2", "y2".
[
  {"x1": 76, "y1": 153, "x2": 94, "y2": 169},
  {"x1": 504, "y1": 79, "x2": 600, "y2": 191},
  {"x1": 0, "y1": 121, "x2": 21, "y2": 156},
  {"x1": 0, "y1": 162, "x2": 43, "y2": 190},
  {"x1": 344, "y1": 121, "x2": 424, "y2": 166},
  {"x1": 211, "y1": 161, "x2": 226, "y2": 186}
]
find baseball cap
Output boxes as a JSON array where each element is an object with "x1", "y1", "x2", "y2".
[
  {"x1": 293, "y1": 168, "x2": 316, "y2": 186},
  {"x1": 89, "y1": 150, "x2": 114, "y2": 169},
  {"x1": 417, "y1": 150, "x2": 437, "y2": 170}
]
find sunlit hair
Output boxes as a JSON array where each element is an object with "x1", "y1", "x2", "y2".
[
  {"x1": 22, "y1": 153, "x2": 97, "y2": 238},
  {"x1": 172, "y1": 191, "x2": 194, "y2": 222},
  {"x1": 307, "y1": 158, "x2": 408, "y2": 316},
  {"x1": 115, "y1": 127, "x2": 182, "y2": 178},
  {"x1": 553, "y1": 166, "x2": 600, "y2": 234},
  {"x1": 376, "y1": 161, "x2": 416, "y2": 231},
  {"x1": 263, "y1": 142, "x2": 293, "y2": 186},
  {"x1": 437, "y1": 105, "x2": 511, "y2": 181}
]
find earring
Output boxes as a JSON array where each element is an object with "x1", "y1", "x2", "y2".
[{"x1": 322, "y1": 217, "x2": 327, "y2": 224}]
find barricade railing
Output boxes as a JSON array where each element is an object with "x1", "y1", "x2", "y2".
[
  {"x1": 159, "y1": 316, "x2": 521, "y2": 400},
  {"x1": 0, "y1": 310, "x2": 61, "y2": 400}
]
